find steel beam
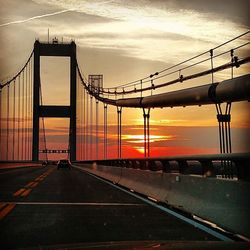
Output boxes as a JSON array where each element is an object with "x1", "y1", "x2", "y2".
[
  {"x1": 114, "y1": 74, "x2": 250, "y2": 108},
  {"x1": 39, "y1": 106, "x2": 71, "y2": 117},
  {"x1": 38, "y1": 42, "x2": 74, "y2": 57}
]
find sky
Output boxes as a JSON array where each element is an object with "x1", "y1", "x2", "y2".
[{"x1": 0, "y1": 0, "x2": 249, "y2": 160}]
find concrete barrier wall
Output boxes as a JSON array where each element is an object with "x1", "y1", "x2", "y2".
[
  {"x1": 160, "y1": 174, "x2": 250, "y2": 237},
  {"x1": 76, "y1": 163, "x2": 250, "y2": 238},
  {"x1": 119, "y1": 168, "x2": 165, "y2": 201},
  {"x1": 0, "y1": 163, "x2": 42, "y2": 170},
  {"x1": 75, "y1": 163, "x2": 122, "y2": 184}
]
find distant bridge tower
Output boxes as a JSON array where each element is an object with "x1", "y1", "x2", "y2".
[{"x1": 32, "y1": 40, "x2": 76, "y2": 161}]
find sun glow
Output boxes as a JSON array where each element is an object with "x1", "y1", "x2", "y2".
[
  {"x1": 122, "y1": 134, "x2": 174, "y2": 143},
  {"x1": 134, "y1": 146, "x2": 144, "y2": 154}
]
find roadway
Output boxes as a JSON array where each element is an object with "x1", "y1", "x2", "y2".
[{"x1": 0, "y1": 165, "x2": 249, "y2": 249}]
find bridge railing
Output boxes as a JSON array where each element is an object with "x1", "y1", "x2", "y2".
[{"x1": 75, "y1": 153, "x2": 250, "y2": 181}]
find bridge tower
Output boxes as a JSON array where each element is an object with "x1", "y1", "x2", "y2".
[{"x1": 32, "y1": 40, "x2": 76, "y2": 161}]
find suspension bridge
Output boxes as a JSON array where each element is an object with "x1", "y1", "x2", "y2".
[{"x1": 0, "y1": 31, "x2": 250, "y2": 249}]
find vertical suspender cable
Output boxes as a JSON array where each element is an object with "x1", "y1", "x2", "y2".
[
  {"x1": 30, "y1": 58, "x2": 33, "y2": 160},
  {"x1": 227, "y1": 104, "x2": 232, "y2": 153},
  {"x1": 220, "y1": 108, "x2": 225, "y2": 155},
  {"x1": 6, "y1": 84, "x2": 10, "y2": 160},
  {"x1": 67, "y1": 118, "x2": 70, "y2": 160},
  {"x1": 80, "y1": 80, "x2": 83, "y2": 160},
  {"x1": 22, "y1": 71, "x2": 24, "y2": 160},
  {"x1": 143, "y1": 109, "x2": 146, "y2": 158},
  {"x1": 27, "y1": 60, "x2": 31, "y2": 160},
  {"x1": 103, "y1": 104, "x2": 105, "y2": 159},
  {"x1": 22, "y1": 68, "x2": 27, "y2": 160},
  {"x1": 79, "y1": 77, "x2": 81, "y2": 160},
  {"x1": 25, "y1": 66, "x2": 28, "y2": 160},
  {"x1": 143, "y1": 108, "x2": 150, "y2": 157},
  {"x1": 103, "y1": 104, "x2": 108, "y2": 159},
  {"x1": 105, "y1": 105, "x2": 108, "y2": 159},
  {"x1": 1, "y1": 87, "x2": 4, "y2": 159},
  {"x1": 12, "y1": 81, "x2": 16, "y2": 160},
  {"x1": 96, "y1": 100, "x2": 99, "y2": 160},
  {"x1": 76, "y1": 76, "x2": 79, "y2": 159},
  {"x1": 86, "y1": 91, "x2": 89, "y2": 159},
  {"x1": 231, "y1": 49, "x2": 234, "y2": 79},
  {"x1": 225, "y1": 104, "x2": 229, "y2": 154},
  {"x1": 17, "y1": 75, "x2": 20, "y2": 160},
  {"x1": 119, "y1": 109, "x2": 121, "y2": 158},
  {"x1": 140, "y1": 79, "x2": 142, "y2": 98},
  {"x1": 27, "y1": 62, "x2": 29, "y2": 160},
  {"x1": 90, "y1": 96, "x2": 93, "y2": 159},
  {"x1": 216, "y1": 104, "x2": 222, "y2": 154},
  {"x1": 78, "y1": 78, "x2": 81, "y2": 159},
  {"x1": 26, "y1": 65, "x2": 29, "y2": 159},
  {"x1": 27, "y1": 61, "x2": 30, "y2": 159},
  {"x1": 104, "y1": 105, "x2": 106, "y2": 159},
  {"x1": 78, "y1": 78, "x2": 80, "y2": 159},
  {"x1": 225, "y1": 103, "x2": 232, "y2": 177},
  {"x1": 117, "y1": 108, "x2": 120, "y2": 158},
  {"x1": 147, "y1": 109, "x2": 150, "y2": 157},
  {"x1": 83, "y1": 87, "x2": 85, "y2": 160},
  {"x1": 210, "y1": 49, "x2": 214, "y2": 85},
  {"x1": 80, "y1": 85, "x2": 84, "y2": 160},
  {"x1": 103, "y1": 104, "x2": 106, "y2": 159},
  {"x1": 119, "y1": 108, "x2": 122, "y2": 158},
  {"x1": 83, "y1": 88, "x2": 86, "y2": 160},
  {"x1": 0, "y1": 87, "x2": 2, "y2": 159},
  {"x1": 9, "y1": 83, "x2": 12, "y2": 160},
  {"x1": 77, "y1": 78, "x2": 82, "y2": 160},
  {"x1": 117, "y1": 107, "x2": 122, "y2": 158}
]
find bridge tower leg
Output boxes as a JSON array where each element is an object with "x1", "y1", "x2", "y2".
[
  {"x1": 32, "y1": 40, "x2": 77, "y2": 161},
  {"x1": 32, "y1": 41, "x2": 40, "y2": 161},
  {"x1": 70, "y1": 44, "x2": 77, "y2": 162}
]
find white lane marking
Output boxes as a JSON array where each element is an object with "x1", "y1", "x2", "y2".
[{"x1": 2, "y1": 202, "x2": 145, "y2": 206}]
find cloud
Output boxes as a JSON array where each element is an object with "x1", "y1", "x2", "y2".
[
  {"x1": 29, "y1": 0, "x2": 247, "y2": 63},
  {"x1": 132, "y1": 118, "x2": 187, "y2": 125},
  {"x1": 0, "y1": 9, "x2": 74, "y2": 27},
  {"x1": 163, "y1": 0, "x2": 250, "y2": 27},
  {"x1": 1, "y1": 0, "x2": 248, "y2": 88}
]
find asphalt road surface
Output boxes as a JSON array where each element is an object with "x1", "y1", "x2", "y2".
[{"x1": 0, "y1": 165, "x2": 246, "y2": 249}]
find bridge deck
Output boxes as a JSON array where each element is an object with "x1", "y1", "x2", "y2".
[{"x1": 0, "y1": 165, "x2": 248, "y2": 249}]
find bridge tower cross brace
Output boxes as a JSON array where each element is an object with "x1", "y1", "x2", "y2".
[{"x1": 32, "y1": 40, "x2": 77, "y2": 161}]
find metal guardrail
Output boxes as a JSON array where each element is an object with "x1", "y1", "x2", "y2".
[{"x1": 75, "y1": 153, "x2": 250, "y2": 181}]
